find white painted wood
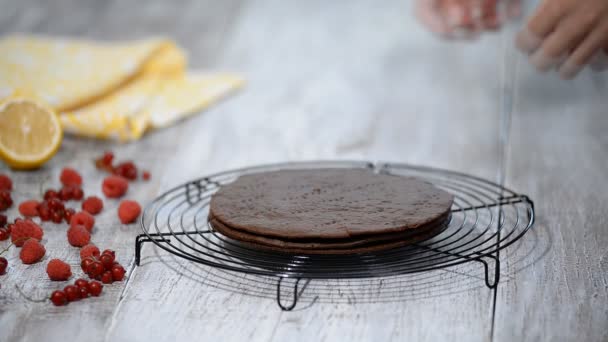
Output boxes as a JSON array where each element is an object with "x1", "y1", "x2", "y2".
[{"x1": 493, "y1": 61, "x2": 608, "y2": 342}]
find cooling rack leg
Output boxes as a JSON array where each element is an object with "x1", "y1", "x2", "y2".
[
  {"x1": 276, "y1": 277, "x2": 302, "y2": 311},
  {"x1": 474, "y1": 254, "x2": 500, "y2": 289},
  {"x1": 134, "y1": 234, "x2": 171, "y2": 266}
]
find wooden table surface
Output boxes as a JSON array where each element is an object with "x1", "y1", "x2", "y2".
[{"x1": 1, "y1": 1, "x2": 606, "y2": 341}]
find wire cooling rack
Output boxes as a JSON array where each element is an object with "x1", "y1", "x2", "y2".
[{"x1": 135, "y1": 161, "x2": 535, "y2": 310}]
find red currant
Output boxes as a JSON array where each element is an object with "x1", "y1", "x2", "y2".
[
  {"x1": 95, "y1": 151, "x2": 115, "y2": 172},
  {"x1": 111, "y1": 264, "x2": 126, "y2": 281},
  {"x1": 88, "y1": 281, "x2": 103, "y2": 296},
  {"x1": 101, "y1": 271, "x2": 113, "y2": 284},
  {"x1": 72, "y1": 187, "x2": 84, "y2": 200},
  {"x1": 0, "y1": 228, "x2": 8, "y2": 241},
  {"x1": 78, "y1": 286, "x2": 89, "y2": 299},
  {"x1": 0, "y1": 190, "x2": 12, "y2": 210},
  {"x1": 64, "y1": 285, "x2": 80, "y2": 302},
  {"x1": 51, "y1": 211, "x2": 63, "y2": 223},
  {"x1": 75, "y1": 278, "x2": 89, "y2": 289},
  {"x1": 0, "y1": 257, "x2": 7, "y2": 275},
  {"x1": 102, "y1": 152, "x2": 114, "y2": 165},
  {"x1": 37, "y1": 201, "x2": 51, "y2": 221},
  {"x1": 113, "y1": 161, "x2": 138, "y2": 180},
  {"x1": 44, "y1": 189, "x2": 59, "y2": 201},
  {"x1": 102, "y1": 249, "x2": 115, "y2": 259},
  {"x1": 59, "y1": 187, "x2": 72, "y2": 201},
  {"x1": 50, "y1": 290, "x2": 68, "y2": 306},
  {"x1": 47, "y1": 198, "x2": 64, "y2": 212},
  {"x1": 64, "y1": 208, "x2": 76, "y2": 223},
  {"x1": 100, "y1": 254, "x2": 114, "y2": 271},
  {"x1": 87, "y1": 261, "x2": 104, "y2": 278},
  {"x1": 81, "y1": 258, "x2": 94, "y2": 273}
]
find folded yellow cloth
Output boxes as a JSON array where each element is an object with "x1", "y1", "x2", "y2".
[{"x1": 0, "y1": 35, "x2": 243, "y2": 141}]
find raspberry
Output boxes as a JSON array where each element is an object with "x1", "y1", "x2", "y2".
[
  {"x1": 80, "y1": 244, "x2": 100, "y2": 261},
  {"x1": 19, "y1": 238, "x2": 46, "y2": 264},
  {"x1": 11, "y1": 219, "x2": 44, "y2": 246},
  {"x1": 67, "y1": 225, "x2": 91, "y2": 247},
  {"x1": 19, "y1": 200, "x2": 40, "y2": 217},
  {"x1": 70, "y1": 211, "x2": 95, "y2": 232},
  {"x1": 118, "y1": 200, "x2": 141, "y2": 224},
  {"x1": 82, "y1": 196, "x2": 103, "y2": 215},
  {"x1": 102, "y1": 176, "x2": 128, "y2": 198},
  {"x1": 47, "y1": 259, "x2": 72, "y2": 281},
  {"x1": 113, "y1": 161, "x2": 138, "y2": 180},
  {"x1": 142, "y1": 170, "x2": 151, "y2": 181},
  {"x1": 0, "y1": 214, "x2": 6, "y2": 227},
  {"x1": 60, "y1": 167, "x2": 82, "y2": 187},
  {"x1": 0, "y1": 174, "x2": 12, "y2": 191},
  {"x1": 0, "y1": 190, "x2": 12, "y2": 211}
]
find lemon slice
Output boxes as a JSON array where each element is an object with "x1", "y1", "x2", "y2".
[{"x1": 0, "y1": 97, "x2": 63, "y2": 169}]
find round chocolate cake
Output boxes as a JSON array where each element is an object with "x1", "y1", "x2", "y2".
[{"x1": 208, "y1": 169, "x2": 454, "y2": 254}]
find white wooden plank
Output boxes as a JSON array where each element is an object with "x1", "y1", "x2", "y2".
[{"x1": 493, "y1": 64, "x2": 608, "y2": 342}]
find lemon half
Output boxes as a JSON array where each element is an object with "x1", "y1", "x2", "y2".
[{"x1": 0, "y1": 97, "x2": 63, "y2": 169}]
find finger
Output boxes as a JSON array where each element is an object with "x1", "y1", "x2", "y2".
[
  {"x1": 516, "y1": 0, "x2": 566, "y2": 53},
  {"x1": 530, "y1": 10, "x2": 598, "y2": 72},
  {"x1": 415, "y1": 0, "x2": 454, "y2": 36},
  {"x1": 506, "y1": 0, "x2": 522, "y2": 19},
  {"x1": 560, "y1": 21, "x2": 608, "y2": 79},
  {"x1": 481, "y1": 0, "x2": 501, "y2": 30},
  {"x1": 469, "y1": 0, "x2": 486, "y2": 33}
]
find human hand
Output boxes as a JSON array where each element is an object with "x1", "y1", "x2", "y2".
[
  {"x1": 516, "y1": 0, "x2": 608, "y2": 79},
  {"x1": 415, "y1": 0, "x2": 522, "y2": 39}
]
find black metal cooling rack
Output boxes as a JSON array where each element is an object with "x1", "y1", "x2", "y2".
[{"x1": 135, "y1": 161, "x2": 535, "y2": 310}]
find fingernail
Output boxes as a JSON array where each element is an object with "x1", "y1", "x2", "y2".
[
  {"x1": 559, "y1": 60, "x2": 583, "y2": 80},
  {"x1": 516, "y1": 29, "x2": 542, "y2": 54},
  {"x1": 530, "y1": 50, "x2": 560, "y2": 72}
]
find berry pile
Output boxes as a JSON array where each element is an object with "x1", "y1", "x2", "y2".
[
  {"x1": 1, "y1": 153, "x2": 144, "y2": 307},
  {"x1": 95, "y1": 151, "x2": 150, "y2": 181},
  {"x1": 81, "y1": 248, "x2": 126, "y2": 284},
  {"x1": 50, "y1": 278, "x2": 103, "y2": 306}
]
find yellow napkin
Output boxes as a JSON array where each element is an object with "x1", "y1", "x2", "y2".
[{"x1": 0, "y1": 35, "x2": 243, "y2": 141}]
